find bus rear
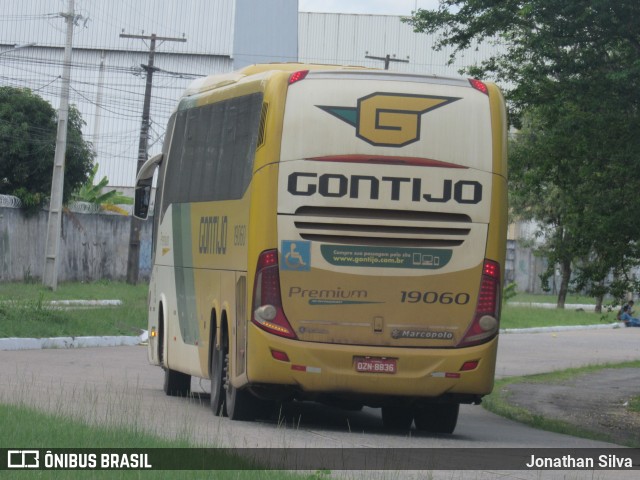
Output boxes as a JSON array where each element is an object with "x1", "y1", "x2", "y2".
[{"x1": 248, "y1": 69, "x2": 507, "y2": 432}]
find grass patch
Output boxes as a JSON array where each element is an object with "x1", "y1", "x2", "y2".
[
  {"x1": 500, "y1": 304, "x2": 615, "y2": 329},
  {"x1": 629, "y1": 396, "x2": 640, "y2": 413},
  {"x1": 510, "y1": 292, "x2": 598, "y2": 305},
  {"x1": 0, "y1": 280, "x2": 146, "y2": 303},
  {"x1": 0, "y1": 281, "x2": 147, "y2": 338},
  {"x1": 483, "y1": 361, "x2": 640, "y2": 447},
  {"x1": 0, "y1": 403, "x2": 317, "y2": 479}
]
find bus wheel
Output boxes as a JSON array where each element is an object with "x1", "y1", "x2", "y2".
[
  {"x1": 381, "y1": 406, "x2": 413, "y2": 431},
  {"x1": 414, "y1": 403, "x2": 459, "y2": 434},
  {"x1": 210, "y1": 337, "x2": 226, "y2": 416},
  {"x1": 224, "y1": 352, "x2": 257, "y2": 421},
  {"x1": 163, "y1": 368, "x2": 191, "y2": 397}
]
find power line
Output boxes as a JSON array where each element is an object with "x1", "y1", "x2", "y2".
[{"x1": 0, "y1": 13, "x2": 60, "y2": 22}]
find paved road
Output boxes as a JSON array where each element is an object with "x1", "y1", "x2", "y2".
[
  {"x1": 496, "y1": 327, "x2": 640, "y2": 378},
  {"x1": 1, "y1": 327, "x2": 638, "y2": 479}
]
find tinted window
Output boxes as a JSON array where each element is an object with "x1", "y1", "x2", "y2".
[{"x1": 163, "y1": 92, "x2": 263, "y2": 206}]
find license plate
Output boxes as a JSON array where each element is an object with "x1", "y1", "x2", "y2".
[{"x1": 354, "y1": 356, "x2": 397, "y2": 374}]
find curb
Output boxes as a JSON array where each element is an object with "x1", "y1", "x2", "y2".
[
  {"x1": 49, "y1": 299, "x2": 122, "y2": 307},
  {"x1": 0, "y1": 299, "x2": 122, "y2": 308},
  {"x1": 507, "y1": 302, "x2": 597, "y2": 311},
  {"x1": 0, "y1": 332, "x2": 148, "y2": 351},
  {"x1": 500, "y1": 323, "x2": 621, "y2": 334}
]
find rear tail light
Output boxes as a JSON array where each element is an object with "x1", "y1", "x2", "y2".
[
  {"x1": 458, "y1": 259, "x2": 500, "y2": 347},
  {"x1": 469, "y1": 78, "x2": 489, "y2": 95},
  {"x1": 251, "y1": 250, "x2": 297, "y2": 339},
  {"x1": 288, "y1": 70, "x2": 309, "y2": 85}
]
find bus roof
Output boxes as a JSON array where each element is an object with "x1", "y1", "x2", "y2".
[
  {"x1": 181, "y1": 63, "x2": 366, "y2": 98},
  {"x1": 181, "y1": 63, "x2": 476, "y2": 98}
]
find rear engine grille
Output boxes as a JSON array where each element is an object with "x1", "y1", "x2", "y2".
[{"x1": 290, "y1": 207, "x2": 471, "y2": 248}]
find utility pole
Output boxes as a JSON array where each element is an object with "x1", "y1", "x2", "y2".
[
  {"x1": 365, "y1": 53, "x2": 410, "y2": 70},
  {"x1": 121, "y1": 33, "x2": 186, "y2": 284},
  {"x1": 92, "y1": 51, "x2": 106, "y2": 152},
  {"x1": 43, "y1": 0, "x2": 75, "y2": 290}
]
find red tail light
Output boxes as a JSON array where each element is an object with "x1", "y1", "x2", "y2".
[
  {"x1": 469, "y1": 78, "x2": 489, "y2": 95},
  {"x1": 459, "y1": 259, "x2": 500, "y2": 347},
  {"x1": 288, "y1": 70, "x2": 309, "y2": 85},
  {"x1": 251, "y1": 250, "x2": 297, "y2": 339}
]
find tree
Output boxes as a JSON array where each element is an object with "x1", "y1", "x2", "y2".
[
  {"x1": 0, "y1": 86, "x2": 95, "y2": 213},
  {"x1": 71, "y1": 163, "x2": 133, "y2": 215},
  {"x1": 404, "y1": 1, "x2": 640, "y2": 123},
  {"x1": 405, "y1": 1, "x2": 640, "y2": 307}
]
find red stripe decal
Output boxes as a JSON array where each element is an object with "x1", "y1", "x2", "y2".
[{"x1": 307, "y1": 155, "x2": 468, "y2": 169}]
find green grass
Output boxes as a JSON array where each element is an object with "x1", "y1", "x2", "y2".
[
  {"x1": 500, "y1": 303, "x2": 616, "y2": 329},
  {"x1": 482, "y1": 361, "x2": 640, "y2": 447},
  {"x1": 0, "y1": 281, "x2": 147, "y2": 338},
  {"x1": 629, "y1": 396, "x2": 640, "y2": 413},
  {"x1": 510, "y1": 292, "x2": 598, "y2": 305},
  {"x1": 0, "y1": 280, "x2": 147, "y2": 303},
  {"x1": 502, "y1": 291, "x2": 620, "y2": 329},
  {"x1": 0, "y1": 403, "x2": 318, "y2": 479}
]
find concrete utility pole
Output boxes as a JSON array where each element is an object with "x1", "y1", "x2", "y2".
[
  {"x1": 43, "y1": 0, "x2": 75, "y2": 290},
  {"x1": 365, "y1": 53, "x2": 410, "y2": 70},
  {"x1": 121, "y1": 33, "x2": 186, "y2": 284},
  {"x1": 92, "y1": 51, "x2": 106, "y2": 152}
]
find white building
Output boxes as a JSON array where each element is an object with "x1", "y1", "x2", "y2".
[{"x1": 1, "y1": 0, "x2": 496, "y2": 188}]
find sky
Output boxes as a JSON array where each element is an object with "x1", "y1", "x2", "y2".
[{"x1": 298, "y1": 0, "x2": 441, "y2": 16}]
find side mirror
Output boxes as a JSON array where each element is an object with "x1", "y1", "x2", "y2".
[
  {"x1": 133, "y1": 153, "x2": 163, "y2": 220},
  {"x1": 134, "y1": 181, "x2": 152, "y2": 219}
]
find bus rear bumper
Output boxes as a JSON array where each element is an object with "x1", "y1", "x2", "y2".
[{"x1": 246, "y1": 324, "x2": 498, "y2": 401}]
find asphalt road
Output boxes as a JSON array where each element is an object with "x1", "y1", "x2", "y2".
[{"x1": 1, "y1": 327, "x2": 639, "y2": 479}]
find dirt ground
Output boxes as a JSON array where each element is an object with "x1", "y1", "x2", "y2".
[{"x1": 501, "y1": 367, "x2": 640, "y2": 447}]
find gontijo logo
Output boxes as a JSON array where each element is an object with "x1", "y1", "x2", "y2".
[{"x1": 317, "y1": 93, "x2": 460, "y2": 147}]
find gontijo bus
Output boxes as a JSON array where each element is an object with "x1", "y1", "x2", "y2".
[{"x1": 134, "y1": 63, "x2": 508, "y2": 434}]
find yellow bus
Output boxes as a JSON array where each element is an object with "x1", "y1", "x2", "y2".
[{"x1": 134, "y1": 63, "x2": 507, "y2": 434}]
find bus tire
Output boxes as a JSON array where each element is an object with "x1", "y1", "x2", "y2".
[
  {"x1": 210, "y1": 335, "x2": 226, "y2": 416},
  {"x1": 224, "y1": 351, "x2": 257, "y2": 421},
  {"x1": 414, "y1": 403, "x2": 459, "y2": 434},
  {"x1": 163, "y1": 368, "x2": 191, "y2": 397},
  {"x1": 381, "y1": 406, "x2": 413, "y2": 431}
]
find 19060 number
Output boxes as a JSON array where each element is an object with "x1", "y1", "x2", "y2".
[
  {"x1": 400, "y1": 291, "x2": 470, "y2": 305},
  {"x1": 233, "y1": 225, "x2": 247, "y2": 246}
]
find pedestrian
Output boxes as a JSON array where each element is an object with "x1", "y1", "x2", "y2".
[{"x1": 619, "y1": 303, "x2": 640, "y2": 327}]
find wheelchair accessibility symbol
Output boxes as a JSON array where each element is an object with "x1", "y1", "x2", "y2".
[{"x1": 281, "y1": 240, "x2": 311, "y2": 271}]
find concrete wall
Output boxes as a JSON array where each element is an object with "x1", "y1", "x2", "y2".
[
  {"x1": 0, "y1": 205, "x2": 152, "y2": 283},
  {"x1": 513, "y1": 242, "x2": 548, "y2": 294}
]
